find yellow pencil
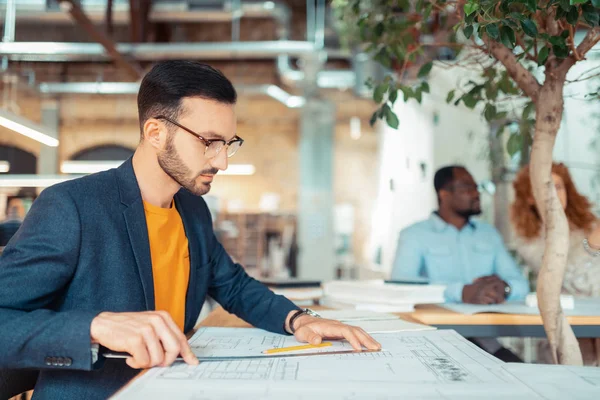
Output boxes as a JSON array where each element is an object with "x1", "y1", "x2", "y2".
[{"x1": 262, "y1": 342, "x2": 333, "y2": 354}]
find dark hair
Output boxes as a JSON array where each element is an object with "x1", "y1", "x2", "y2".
[
  {"x1": 434, "y1": 165, "x2": 465, "y2": 196},
  {"x1": 137, "y1": 61, "x2": 237, "y2": 137}
]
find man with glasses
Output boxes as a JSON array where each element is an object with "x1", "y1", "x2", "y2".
[
  {"x1": 391, "y1": 166, "x2": 529, "y2": 361},
  {"x1": 0, "y1": 61, "x2": 379, "y2": 399}
]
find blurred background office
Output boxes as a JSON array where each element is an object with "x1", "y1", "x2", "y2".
[{"x1": 0, "y1": 0, "x2": 598, "y2": 285}]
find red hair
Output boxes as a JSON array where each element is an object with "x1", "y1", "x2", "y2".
[{"x1": 511, "y1": 163, "x2": 596, "y2": 239}]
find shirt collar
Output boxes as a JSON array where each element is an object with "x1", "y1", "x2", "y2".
[{"x1": 430, "y1": 212, "x2": 476, "y2": 232}]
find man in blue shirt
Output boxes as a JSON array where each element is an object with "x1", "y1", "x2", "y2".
[{"x1": 392, "y1": 165, "x2": 529, "y2": 361}]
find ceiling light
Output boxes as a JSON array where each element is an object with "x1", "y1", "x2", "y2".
[
  {"x1": 0, "y1": 108, "x2": 59, "y2": 147},
  {"x1": 0, "y1": 161, "x2": 9, "y2": 173},
  {"x1": 0, "y1": 175, "x2": 81, "y2": 188}
]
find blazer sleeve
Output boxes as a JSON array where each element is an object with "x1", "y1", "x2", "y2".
[
  {"x1": 0, "y1": 187, "x2": 99, "y2": 371},
  {"x1": 204, "y1": 208, "x2": 299, "y2": 334}
]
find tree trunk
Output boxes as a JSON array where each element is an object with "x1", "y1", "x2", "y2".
[{"x1": 529, "y1": 73, "x2": 582, "y2": 366}]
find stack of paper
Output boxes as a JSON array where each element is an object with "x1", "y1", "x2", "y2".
[
  {"x1": 317, "y1": 309, "x2": 435, "y2": 333},
  {"x1": 321, "y1": 280, "x2": 446, "y2": 312}
]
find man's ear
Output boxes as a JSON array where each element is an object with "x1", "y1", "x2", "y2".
[
  {"x1": 439, "y1": 189, "x2": 451, "y2": 203},
  {"x1": 142, "y1": 118, "x2": 164, "y2": 149}
]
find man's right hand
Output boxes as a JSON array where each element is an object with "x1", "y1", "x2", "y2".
[
  {"x1": 462, "y1": 275, "x2": 506, "y2": 304},
  {"x1": 90, "y1": 311, "x2": 199, "y2": 369}
]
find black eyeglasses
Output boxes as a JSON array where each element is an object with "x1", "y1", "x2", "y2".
[{"x1": 155, "y1": 115, "x2": 244, "y2": 158}]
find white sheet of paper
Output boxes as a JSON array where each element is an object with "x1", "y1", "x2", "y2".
[
  {"x1": 345, "y1": 318, "x2": 435, "y2": 333},
  {"x1": 112, "y1": 330, "x2": 549, "y2": 400},
  {"x1": 441, "y1": 298, "x2": 600, "y2": 316},
  {"x1": 317, "y1": 309, "x2": 400, "y2": 321},
  {"x1": 500, "y1": 363, "x2": 600, "y2": 400}
]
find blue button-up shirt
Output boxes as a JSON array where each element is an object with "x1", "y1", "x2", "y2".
[{"x1": 391, "y1": 213, "x2": 529, "y2": 302}]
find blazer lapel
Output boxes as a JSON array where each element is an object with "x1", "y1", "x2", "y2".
[
  {"x1": 175, "y1": 191, "x2": 198, "y2": 332},
  {"x1": 117, "y1": 158, "x2": 155, "y2": 310},
  {"x1": 123, "y1": 204, "x2": 155, "y2": 310}
]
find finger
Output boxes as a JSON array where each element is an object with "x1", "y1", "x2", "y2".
[
  {"x1": 479, "y1": 294, "x2": 496, "y2": 304},
  {"x1": 483, "y1": 285, "x2": 504, "y2": 304},
  {"x1": 294, "y1": 326, "x2": 323, "y2": 346},
  {"x1": 126, "y1": 336, "x2": 150, "y2": 369},
  {"x1": 353, "y1": 328, "x2": 381, "y2": 350},
  {"x1": 140, "y1": 325, "x2": 164, "y2": 367},
  {"x1": 339, "y1": 327, "x2": 363, "y2": 351},
  {"x1": 155, "y1": 312, "x2": 198, "y2": 366},
  {"x1": 151, "y1": 314, "x2": 187, "y2": 367}
]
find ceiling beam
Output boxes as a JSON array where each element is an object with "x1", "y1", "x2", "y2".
[
  {"x1": 129, "y1": 0, "x2": 152, "y2": 43},
  {"x1": 60, "y1": 0, "x2": 142, "y2": 80}
]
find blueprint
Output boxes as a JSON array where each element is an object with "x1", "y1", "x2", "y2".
[
  {"x1": 188, "y1": 327, "x2": 355, "y2": 358},
  {"x1": 112, "y1": 329, "x2": 553, "y2": 399}
]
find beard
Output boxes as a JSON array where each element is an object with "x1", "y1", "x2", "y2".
[
  {"x1": 157, "y1": 137, "x2": 217, "y2": 196},
  {"x1": 456, "y1": 204, "x2": 482, "y2": 219}
]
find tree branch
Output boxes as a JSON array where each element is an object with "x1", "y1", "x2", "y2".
[
  {"x1": 487, "y1": 39, "x2": 541, "y2": 103},
  {"x1": 568, "y1": 25, "x2": 581, "y2": 62},
  {"x1": 576, "y1": 27, "x2": 600, "y2": 57},
  {"x1": 559, "y1": 27, "x2": 600, "y2": 75},
  {"x1": 516, "y1": 35, "x2": 537, "y2": 63}
]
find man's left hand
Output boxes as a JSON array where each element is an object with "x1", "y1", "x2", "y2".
[{"x1": 286, "y1": 312, "x2": 381, "y2": 351}]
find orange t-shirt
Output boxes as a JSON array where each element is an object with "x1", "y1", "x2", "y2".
[{"x1": 143, "y1": 200, "x2": 190, "y2": 331}]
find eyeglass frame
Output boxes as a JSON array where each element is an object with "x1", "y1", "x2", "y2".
[{"x1": 154, "y1": 115, "x2": 244, "y2": 158}]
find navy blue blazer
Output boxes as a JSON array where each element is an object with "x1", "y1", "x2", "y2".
[{"x1": 0, "y1": 158, "x2": 298, "y2": 399}]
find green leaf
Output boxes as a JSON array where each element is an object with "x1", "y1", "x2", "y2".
[
  {"x1": 462, "y1": 93, "x2": 478, "y2": 109},
  {"x1": 553, "y1": 44, "x2": 570, "y2": 58},
  {"x1": 384, "y1": 106, "x2": 400, "y2": 129},
  {"x1": 374, "y1": 22, "x2": 385, "y2": 38},
  {"x1": 522, "y1": 101, "x2": 535, "y2": 119},
  {"x1": 537, "y1": 46, "x2": 549, "y2": 65},
  {"x1": 592, "y1": 0, "x2": 600, "y2": 7},
  {"x1": 389, "y1": 88, "x2": 398, "y2": 104},
  {"x1": 509, "y1": 12, "x2": 525, "y2": 21},
  {"x1": 464, "y1": 2, "x2": 479, "y2": 16},
  {"x1": 464, "y1": 25, "x2": 474, "y2": 39},
  {"x1": 559, "y1": 0, "x2": 571, "y2": 11},
  {"x1": 521, "y1": 19, "x2": 538, "y2": 37},
  {"x1": 414, "y1": 88, "x2": 423, "y2": 103},
  {"x1": 369, "y1": 111, "x2": 378, "y2": 127},
  {"x1": 549, "y1": 35, "x2": 566, "y2": 46},
  {"x1": 373, "y1": 83, "x2": 388, "y2": 104},
  {"x1": 583, "y1": 8, "x2": 600, "y2": 26},
  {"x1": 486, "y1": 23, "x2": 500, "y2": 39},
  {"x1": 500, "y1": 26, "x2": 516, "y2": 48},
  {"x1": 525, "y1": 0, "x2": 537, "y2": 12},
  {"x1": 446, "y1": 90, "x2": 456, "y2": 103},
  {"x1": 570, "y1": 0, "x2": 587, "y2": 4},
  {"x1": 423, "y1": 3, "x2": 433, "y2": 20},
  {"x1": 496, "y1": 111, "x2": 508, "y2": 120},
  {"x1": 374, "y1": 48, "x2": 392, "y2": 68},
  {"x1": 566, "y1": 6, "x2": 579, "y2": 25},
  {"x1": 484, "y1": 104, "x2": 497, "y2": 121},
  {"x1": 418, "y1": 62, "x2": 433, "y2": 78},
  {"x1": 421, "y1": 82, "x2": 430, "y2": 93},
  {"x1": 400, "y1": 86, "x2": 413, "y2": 100},
  {"x1": 507, "y1": 133, "x2": 522, "y2": 157}
]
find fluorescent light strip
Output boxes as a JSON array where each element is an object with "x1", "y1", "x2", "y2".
[
  {"x1": 61, "y1": 160, "x2": 124, "y2": 174},
  {"x1": 0, "y1": 175, "x2": 82, "y2": 188},
  {"x1": 0, "y1": 109, "x2": 59, "y2": 147},
  {"x1": 0, "y1": 161, "x2": 9, "y2": 173}
]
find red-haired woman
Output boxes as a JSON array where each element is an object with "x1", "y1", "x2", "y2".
[{"x1": 511, "y1": 163, "x2": 599, "y2": 365}]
